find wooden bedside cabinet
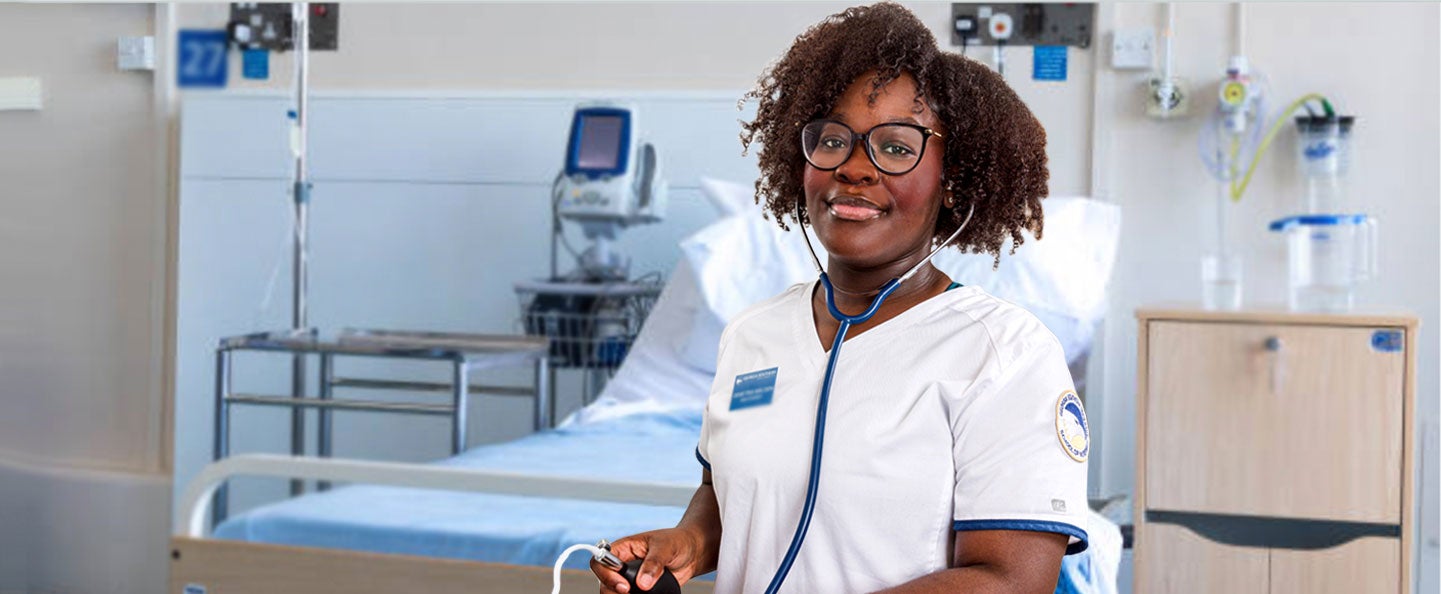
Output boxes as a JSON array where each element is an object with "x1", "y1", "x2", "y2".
[{"x1": 1134, "y1": 309, "x2": 1418, "y2": 594}]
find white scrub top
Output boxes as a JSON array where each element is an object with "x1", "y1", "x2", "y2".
[{"x1": 696, "y1": 281, "x2": 1089, "y2": 594}]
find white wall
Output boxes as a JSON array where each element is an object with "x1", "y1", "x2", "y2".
[
  {"x1": 175, "y1": 1, "x2": 1095, "y2": 194},
  {"x1": 0, "y1": 3, "x2": 171, "y2": 593},
  {"x1": 1091, "y1": 3, "x2": 1439, "y2": 592}
]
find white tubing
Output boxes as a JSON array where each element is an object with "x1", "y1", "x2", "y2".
[
  {"x1": 554, "y1": 544, "x2": 608, "y2": 594},
  {"x1": 1162, "y1": 3, "x2": 1176, "y2": 84},
  {"x1": 178, "y1": 454, "x2": 698, "y2": 538},
  {"x1": 1234, "y1": 3, "x2": 1246, "y2": 59}
]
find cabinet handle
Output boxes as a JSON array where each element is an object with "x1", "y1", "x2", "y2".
[{"x1": 1264, "y1": 336, "x2": 1284, "y2": 395}]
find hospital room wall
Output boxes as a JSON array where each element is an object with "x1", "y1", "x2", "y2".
[
  {"x1": 0, "y1": 4, "x2": 173, "y2": 593},
  {"x1": 170, "y1": 1, "x2": 1100, "y2": 514},
  {"x1": 174, "y1": 1, "x2": 1094, "y2": 194},
  {"x1": 1091, "y1": 3, "x2": 1440, "y2": 591}
]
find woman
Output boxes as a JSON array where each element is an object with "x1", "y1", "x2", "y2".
[{"x1": 591, "y1": 4, "x2": 1087, "y2": 593}]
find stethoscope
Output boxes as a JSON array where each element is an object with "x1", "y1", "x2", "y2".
[
  {"x1": 555, "y1": 202, "x2": 977, "y2": 594},
  {"x1": 761, "y1": 200, "x2": 975, "y2": 594}
]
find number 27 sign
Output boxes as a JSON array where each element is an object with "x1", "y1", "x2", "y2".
[{"x1": 178, "y1": 30, "x2": 228, "y2": 89}]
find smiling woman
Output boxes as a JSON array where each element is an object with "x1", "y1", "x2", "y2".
[
  {"x1": 741, "y1": 3, "x2": 1050, "y2": 268},
  {"x1": 592, "y1": 4, "x2": 1085, "y2": 594}
]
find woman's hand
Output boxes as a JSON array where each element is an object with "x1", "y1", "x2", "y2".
[{"x1": 590, "y1": 527, "x2": 704, "y2": 593}]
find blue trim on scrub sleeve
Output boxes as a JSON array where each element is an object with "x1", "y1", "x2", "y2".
[
  {"x1": 695, "y1": 447, "x2": 711, "y2": 471},
  {"x1": 952, "y1": 519, "x2": 1090, "y2": 555}
]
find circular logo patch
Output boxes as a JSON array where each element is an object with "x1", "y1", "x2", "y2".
[{"x1": 1055, "y1": 390, "x2": 1089, "y2": 463}]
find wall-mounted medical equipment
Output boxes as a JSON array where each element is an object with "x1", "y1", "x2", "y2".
[
  {"x1": 949, "y1": 3, "x2": 1094, "y2": 80},
  {"x1": 949, "y1": 3, "x2": 1095, "y2": 48},
  {"x1": 1269, "y1": 115, "x2": 1376, "y2": 312},
  {"x1": 228, "y1": 2, "x2": 339, "y2": 51},
  {"x1": 1145, "y1": 4, "x2": 1188, "y2": 119},
  {"x1": 1196, "y1": 44, "x2": 1371, "y2": 314},
  {"x1": 1192, "y1": 4, "x2": 1265, "y2": 311}
]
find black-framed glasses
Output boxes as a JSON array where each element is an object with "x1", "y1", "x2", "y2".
[{"x1": 800, "y1": 119, "x2": 943, "y2": 176}]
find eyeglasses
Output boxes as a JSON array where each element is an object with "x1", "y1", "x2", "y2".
[{"x1": 800, "y1": 119, "x2": 943, "y2": 176}]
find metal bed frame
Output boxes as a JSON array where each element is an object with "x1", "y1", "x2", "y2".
[
  {"x1": 211, "y1": 328, "x2": 550, "y2": 525},
  {"x1": 171, "y1": 454, "x2": 715, "y2": 594}
]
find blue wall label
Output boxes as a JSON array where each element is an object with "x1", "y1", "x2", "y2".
[
  {"x1": 177, "y1": 30, "x2": 228, "y2": 88},
  {"x1": 1033, "y1": 45, "x2": 1067, "y2": 82},
  {"x1": 730, "y1": 367, "x2": 778, "y2": 411},
  {"x1": 242, "y1": 48, "x2": 269, "y2": 80},
  {"x1": 1371, "y1": 330, "x2": 1403, "y2": 353}
]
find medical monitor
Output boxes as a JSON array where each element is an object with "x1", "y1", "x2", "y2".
[{"x1": 565, "y1": 107, "x2": 632, "y2": 179}]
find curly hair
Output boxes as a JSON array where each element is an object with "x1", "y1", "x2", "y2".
[{"x1": 739, "y1": 2, "x2": 1049, "y2": 263}]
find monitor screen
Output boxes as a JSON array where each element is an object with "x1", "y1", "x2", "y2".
[{"x1": 576, "y1": 115, "x2": 625, "y2": 171}]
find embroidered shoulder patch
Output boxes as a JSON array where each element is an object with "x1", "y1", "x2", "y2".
[{"x1": 1055, "y1": 390, "x2": 1089, "y2": 463}]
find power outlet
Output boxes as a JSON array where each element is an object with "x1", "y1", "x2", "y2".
[{"x1": 1111, "y1": 27, "x2": 1154, "y2": 70}]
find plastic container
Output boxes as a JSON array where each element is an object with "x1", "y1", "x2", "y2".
[
  {"x1": 1269, "y1": 214, "x2": 1376, "y2": 312},
  {"x1": 1295, "y1": 115, "x2": 1355, "y2": 214}
]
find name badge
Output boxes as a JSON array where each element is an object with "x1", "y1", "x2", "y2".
[{"x1": 730, "y1": 367, "x2": 778, "y2": 411}]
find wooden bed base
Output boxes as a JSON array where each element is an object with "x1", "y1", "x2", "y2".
[{"x1": 170, "y1": 537, "x2": 717, "y2": 594}]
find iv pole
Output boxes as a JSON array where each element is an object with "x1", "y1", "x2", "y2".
[{"x1": 288, "y1": 1, "x2": 312, "y2": 497}]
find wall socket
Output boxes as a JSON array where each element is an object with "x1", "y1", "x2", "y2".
[{"x1": 1111, "y1": 27, "x2": 1154, "y2": 70}]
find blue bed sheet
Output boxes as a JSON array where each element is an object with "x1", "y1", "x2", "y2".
[{"x1": 214, "y1": 410, "x2": 705, "y2": 572}]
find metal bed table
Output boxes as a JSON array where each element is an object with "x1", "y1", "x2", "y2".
[{"x1": 211, "y1": 328, "x2": 550, "y2": 524}]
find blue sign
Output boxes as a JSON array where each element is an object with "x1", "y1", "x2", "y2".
[
  {"x1": 242, "y1": 48, "x2": 270, "y2": 80},
  {"x1": 177, "y1": 30, "x2": 228, "y2": 88},
  {"x1": 1033, "y1": 45, "x2": 1067, "y2": 82},
  {"x1": 730, "y1": 367, "x2": 778, "y2": 411}
]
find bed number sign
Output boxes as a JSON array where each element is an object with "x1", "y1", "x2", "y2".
[
  {"x1": 177, "y1": 30, "x2": 228, "y2": 88},
  {"x1": 730, "y1": 367, "x2": 778, "y2": 411}
]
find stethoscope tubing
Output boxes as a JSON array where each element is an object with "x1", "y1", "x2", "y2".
[{"x1": 763, "y1": 203, "x2": 973, "y2": 594}]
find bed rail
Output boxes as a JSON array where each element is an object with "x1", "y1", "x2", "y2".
[{"x1": 178, "y1": 454, "x2": 699, "y2": 538}]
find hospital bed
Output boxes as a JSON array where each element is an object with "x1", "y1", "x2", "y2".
[{"x1": 170, "y1": 179, "x2": 1123, "y2": 594}]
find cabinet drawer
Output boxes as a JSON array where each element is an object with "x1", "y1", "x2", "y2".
[
  {"x1": 1138, "y1": 523, "x2": 1268, "y2": 594},
  {"x1": 1271, "y1": 536, "x2": 1400, "y2": 594},
  {"x1": 1145, "y1": 321, "x2": 1404, "y2": 523}
]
